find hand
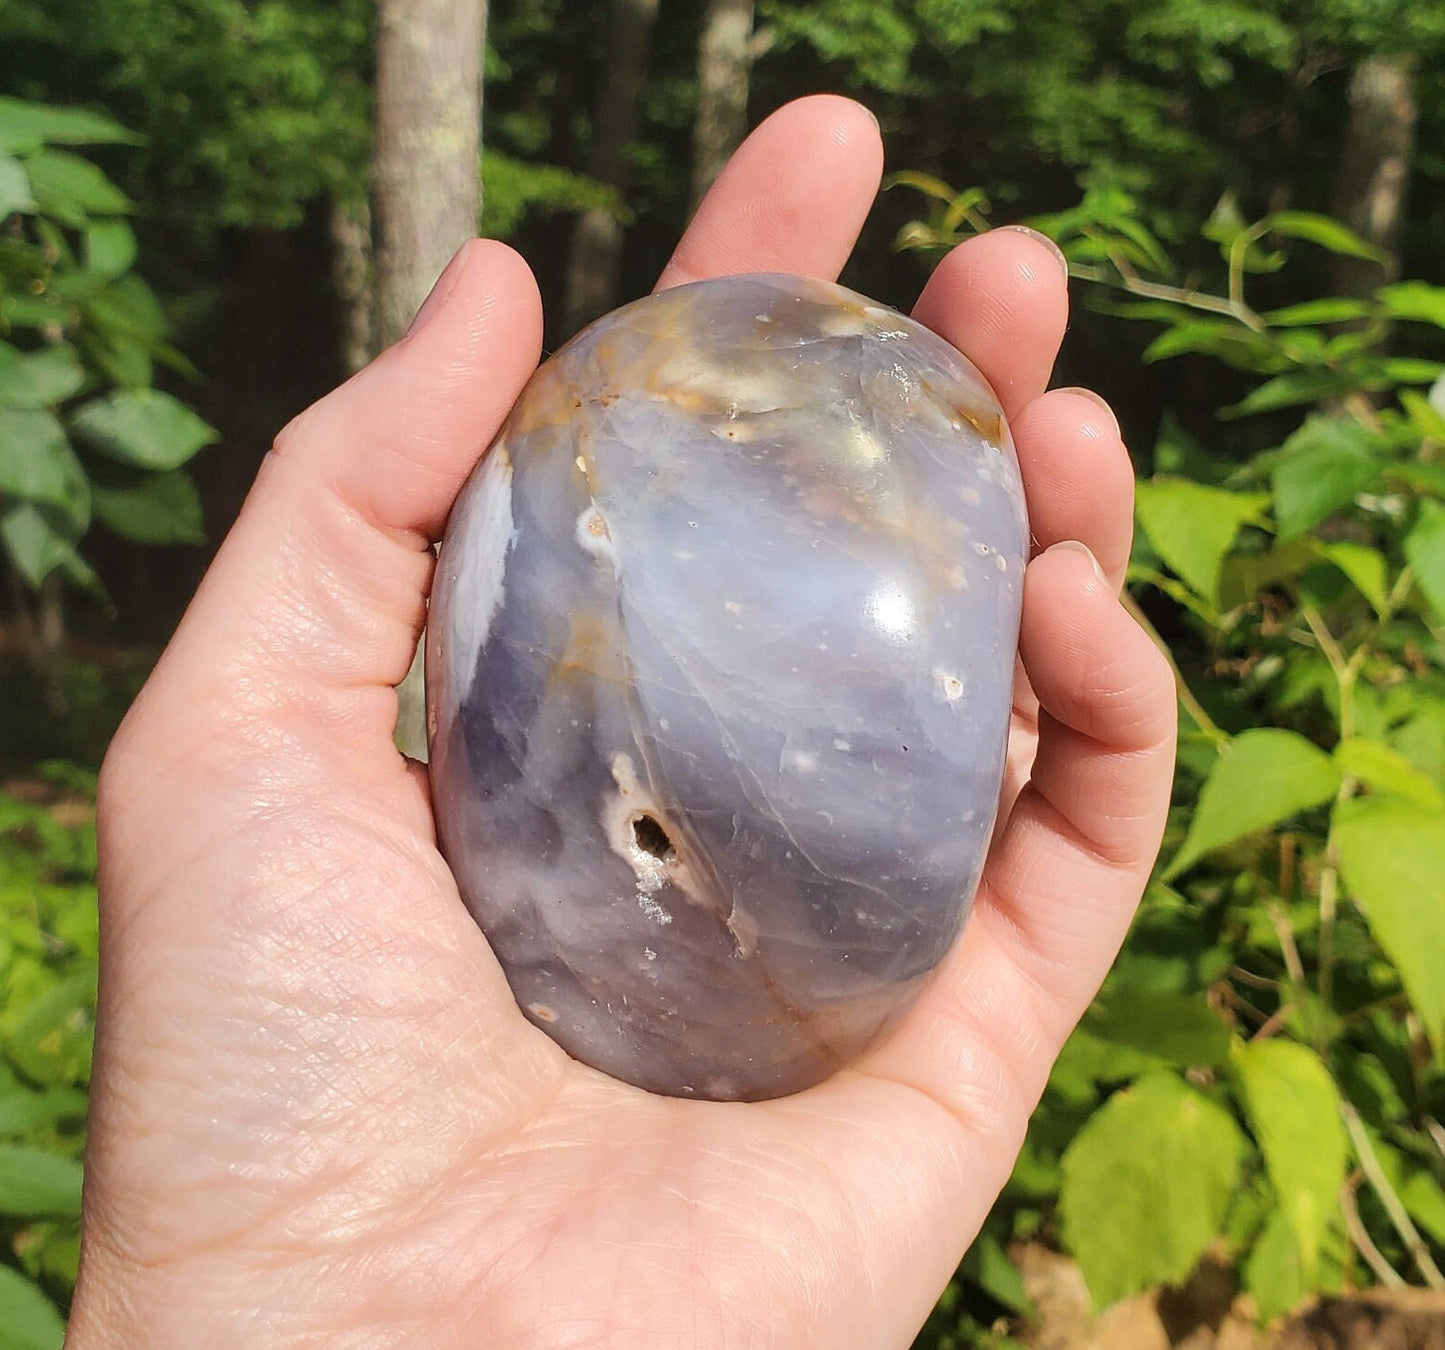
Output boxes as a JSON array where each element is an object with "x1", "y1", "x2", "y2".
[{"x1": 70, "y1": 96, "x2": 1175, "y2": 1349}]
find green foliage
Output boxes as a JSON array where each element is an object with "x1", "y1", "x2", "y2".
[
  {"x1": 0, "y1": 0, "x2": 373, "y2": 232},
  {"x1": 0, "y1": 772, "x2": 98, "y2": 1344},
  {"x1": 1061, "y1": 1072, "x2": 1247, "y2": 1307},
  {"x1": 480, "y1": 149, "x2": 624, "y2": 241},
  {"x1": 0, "y1": 98, "x2": 215, "y2": 592},
  {"x1": 903, "y1": 186, "x2": 1445, "y2": 1328}
]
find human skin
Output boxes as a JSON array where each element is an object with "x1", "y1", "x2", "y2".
[{"x1": 67, "y1": 96, "x2": 1176, "y2": 1349}]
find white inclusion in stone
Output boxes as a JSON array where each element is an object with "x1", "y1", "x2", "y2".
[
  {"x1": 638, "y1": 892, "x2": 672, "y2": 925},
  {"x1": 865, "y1": 579, "x2": 917, "y2": 644},
  {"x1": 784, "y1": 747, "x2": 818, "y2": 775},
  {"x1": 444, "y1": 444, "x2": 516, "y2": 699},
  {"x1": 934, "y1": 666, "x2": 965, "y2": 703},
  {"x1": 576, "y1": 504, "x2": 617, "y2": 565}
]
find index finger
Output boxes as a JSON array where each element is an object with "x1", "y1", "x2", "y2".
[{"x1": 655, "y1": 95, "x2": 883, "y2": 291}]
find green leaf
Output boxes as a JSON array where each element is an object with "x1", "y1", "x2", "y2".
[
  {"x1": 0, "y1": 502, "x2": 91, "y2": 589},
  {"x1": 1270, "y1": 417, "x2": 1382, "y2": 542},
  {"x1": 1264, "y1": 211, "x2": 1388, "y2": 262},
  {"x1": 1405, "y1": 499, "x2": 1445, "y2": 621},
  {"x1": 1143, "y1": 319, "x2": 1252, "y2": 363},
  {"x1": 1060, "y1": 1072, "x2": 1246, "y2": 1308},
  {"x1": 1378, "y1": 281, "x2": 1445, "y2": 329},
  {"x1": 1263, "y1": 298, "x2": 1373, "y2": 327},
  {"x1": 1082, "y1": 986, "x2": 1231, "y2": 1067},
  {"x1": 0, "y1": 97, "x2": 137, "y2": 154},
  {"x1": 21, "y1": 151, "x2": 131, "y2": 227},
  {"x1": 1401, "y1": 389, "x2": 1445, "y2": 443},
  {"x1": 92, "y1": 470, "x2": 204, "y2": 545},
  {"x1": 1391, "y1": 460, "x2": 1445, "y2": 498},
  {"x1": 1224, "y1": 371, "x2": 1345, "y2": 418},
  {"x1": 1244, "y1": 1210, "x2": 1309, "y2": 1322},
  {"x1": 1167, "y1": 730, "x2": 1342, "y2": 877},
  {"x1": 0, "y1": 151, "x2": 36, "y2": 219},
  {"x1": 1217, "y1": 539, "x2": 1318, "y2": 611},
  {"x1": 70, "y1": 390, "x2": 217, "y2": 470},
  {"x1": 0, "y1": 1264, "x2": 65, "y2": 1350},
  {"x1": 1335, "y1": 738, "x2": 1445, "y2": 808},
  {"x1": 0, "y1": 1146, "x2": 82, "y2": 1217},
  {"x1": 882, "y1": 170, "x2": 961, "y2": 204},
  {"x1": 1400, "y1": 1170, "x2": 1445, "y2": 1247},
  {"x1": 1233, "y1": 1040, "x2": 1345, "y2": 1284},
  {"x1": 959, "y1": 1233, "x2": 1032, "y2": 1315},
  {"x1": 0, "y1": 409, "x2": 89, "y2": 524},
  {"x1": 0, "y1": 1086, "x2": 88, "y2": 1137},
  {"x1": 1379, "y1": 357, "x2": 1444, "y2": 386},
  {"x1": 1335, "y1": 798, "x2": 1445, "y2": 1050},
  {"x1": 84, "y1": 219, "x2": 138, "y2": 281},
  {"x1": 1316, "y1": 542, "x2": 1390, "y2": 617},
  {"x1": 0, "y1": 344, "x2": 86, "y2": 410},
  {"x1": 1134, "y1": 477, "x2": 1268, "y2": 603}
]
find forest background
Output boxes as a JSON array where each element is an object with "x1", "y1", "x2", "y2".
[{"x1": 2, "y1": 1, "x2": 1445, "y2": 1347}]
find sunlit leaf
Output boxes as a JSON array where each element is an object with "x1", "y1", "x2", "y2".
[
  {"x1": 0, "y1": 1265, "x2": 64, "y2": 1350},
  {"x1": 0, "y1": 1146, "x2": 82, "y2": 1216},
  {"x1": 21, "y1": 150, "x2": 131, "y2": 227},
  {"x1": 1061, "y1": 1073, "x2": 1245, "y2": 1308},
  {"x1": 1167, "y1": 729, "x2": 1341, "y2": 877},
  {"x1": 0, "y1": 151, "x2": 35, "y2": 218},
  {"x1": 1335, "y1": 738, "x2": 1444, "y2": 808},
  {"x1": 1263, "y1": 298, "x2": 1373, "y2": 327},
  {"x1": 1378, "y1": 281, "x2": 1445, "y2": 329},
  {"x1": 1405, "y1": 499, "x2": 1445, "y2": 621},
  {"x1": 1270, "y1": 417, "x2": 1382, "y2": 541},
  {"x1": 1335, "y1": 799, "x2": 1445, "y2": 1050},
  {"x1": 1134, "y1": 478, "x2": 1268, "y2": 603},
  {"x1": 1264, "y1": 211, "x2": 1388, "y2": 262},
  {"x1": 0, "y1": 97, "x2": 137, "y2": 155},
  {"x1": 1081, "y1": 986, "x2": 1231, "y2": 1067},
  {"x1": 1316, "y1": 542, "x2": 1390, "y2": 617},
  {"x1": 70, "y1": 390, "x2": 217, "y2": 470},
  {"x1": 1233, "y1": 1040, "x2": 1346, "y2": 1284}
]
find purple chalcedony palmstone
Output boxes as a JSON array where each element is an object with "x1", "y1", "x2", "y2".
[{"x1": 426, "y1": 273, "x2": 1028, "y2": 1101}]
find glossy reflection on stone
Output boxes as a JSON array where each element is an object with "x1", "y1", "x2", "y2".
[{"x1": 427, "y1": 273, "x2": 1028, "y2": 1101}]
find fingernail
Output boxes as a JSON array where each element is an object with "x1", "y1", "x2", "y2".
[
  {"x1": 1044, "y1": 538, "x2": 1105, "y2": 582},
  {"x1": 406, "y1": 240, "x2": 475, "y2": 338},
  {"x1": 999, "y1": 224, "x2": 1069, "y2": 281},
  {"x1": 1055, "y1": 386, "x2": 1120, "y2": 435}
]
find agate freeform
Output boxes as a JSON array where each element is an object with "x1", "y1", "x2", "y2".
[{"x1": 426, "y1": 273, "x2": 1028, "y2": 1101}]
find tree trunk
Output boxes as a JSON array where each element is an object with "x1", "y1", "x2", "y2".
[
  {"x1": 690, "y1": 0, "x2": 754, "y2": 209},
  {"x1": 329, "y1": 197, "x2": 375, "y2": 375},
  {"x1": 373, "y1": 0, "x2": 488, "y2": 758},
  {"x1": 561, "y1": 0, "x2": 660, "y2": 335},
  {"x1": 373, "y1": 0, "x2": 487, "y2": 349},
  {"x1": 1330, "y1": 54, "x2": 1416, "y2": 298}
]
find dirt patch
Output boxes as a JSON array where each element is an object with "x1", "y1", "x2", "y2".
[{"x1": 1010, "y1": 1245, "x2": 1445, "y2": 1350}]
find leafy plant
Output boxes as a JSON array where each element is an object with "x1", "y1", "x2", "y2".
[
  {"x1": 0, "y1": 96, "x2": 217, "y2": 603},
  {"x1": 0, "y1": 770, "x2": 97, "y2": 1348},
  {"x1": 901, "y1": 186, "x2": 1445, "y2": 1333}
]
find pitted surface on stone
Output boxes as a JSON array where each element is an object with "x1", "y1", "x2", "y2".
[{"x1": 427, "y1": 273, "x2": 1028, "y2": 1101}]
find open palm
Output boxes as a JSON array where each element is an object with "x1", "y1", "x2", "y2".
[{"x1": 69, "y1": 98, "x2": 1175, "y2": 1350}]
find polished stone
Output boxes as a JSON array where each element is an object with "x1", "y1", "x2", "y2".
[{"x1": 427, "y1": 273, "x2": 1027, "y2": 1101}]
